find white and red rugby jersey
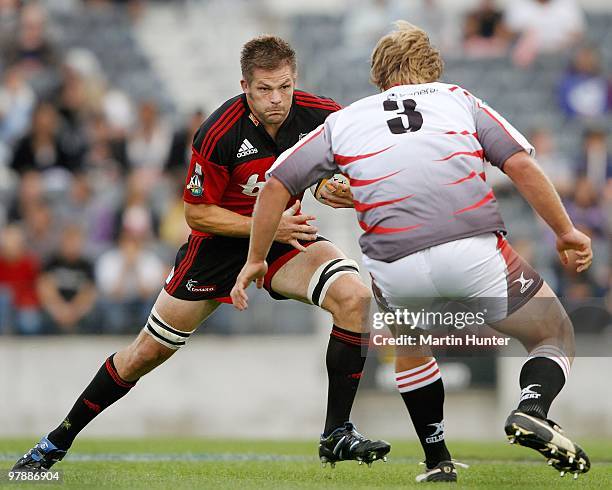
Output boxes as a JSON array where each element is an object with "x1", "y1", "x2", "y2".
[{"x1": 268, "y1": 82, "x2": 535, "y2": 263}]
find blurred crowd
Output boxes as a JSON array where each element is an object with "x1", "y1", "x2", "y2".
[
  {"x1": 0, "y1": 0, "x2": 204, "y2": 334},
  {"x1": 0, "y1": 0, "x2": 610, "y2": 335}
]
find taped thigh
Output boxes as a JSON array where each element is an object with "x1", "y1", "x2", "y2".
[
  {"x1": 307, "y1": 258, "x2": 360, "y2": 307},
  {"x1": 143, "y1": 306, "x2": 195, "y2": 350}
]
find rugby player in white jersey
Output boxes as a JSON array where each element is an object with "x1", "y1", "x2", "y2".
[{"x1": 232, "y1": 22, "x2": 593, "y2": 483}]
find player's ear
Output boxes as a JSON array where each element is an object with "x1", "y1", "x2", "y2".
[{"x1": 240, "y1": 78, "x2": 249, "y2": 94}]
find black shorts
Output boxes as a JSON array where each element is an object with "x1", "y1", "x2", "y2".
[{"x1": 164, "y1": 234, "x2": 328, "y2": 302}]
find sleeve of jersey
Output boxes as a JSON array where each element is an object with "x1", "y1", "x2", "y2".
[
  {"x1": 182, "y1": 150, "x2": 230, "y2": 205},
  {"x1": 473, "y1": 99, "x2": 535, "y2": 172},
  {"x1": 267, "y1": 119, "x2": 337, "y2": 195}
]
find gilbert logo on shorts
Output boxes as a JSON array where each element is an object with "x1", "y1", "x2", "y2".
[
  {"x1": 513, "y1": 272, "x2": 534, "y2": 294},
  {"x1": 186, "y1": 279, "x2": 216, "y2": 293}
]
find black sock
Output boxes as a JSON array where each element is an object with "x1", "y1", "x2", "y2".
[
  {"x1": 323, "y1": 325, "x2": 369, "y2": 435},
  {"x1": 517, "y1": 356, "x2": 566, "y2": 419},
  {"x1": 396, "y1": 360, "x2": 451, "y2": 468},
  {"x1": 47, "y1": 354, "x2": 138, "y2": 450}
]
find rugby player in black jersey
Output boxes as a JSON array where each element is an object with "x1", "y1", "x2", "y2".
[{"x1": 13, "y1": 36, "x2": 389, "y2": 473}]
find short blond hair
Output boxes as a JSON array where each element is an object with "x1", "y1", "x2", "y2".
[{"x1": 370, "y1": 21, "x2": 444, "y2": 90}]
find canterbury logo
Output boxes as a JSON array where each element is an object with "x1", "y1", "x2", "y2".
[
  {"x1": 425, "y1": 421, "x2": 445, "y2": 443},
  {"x1": 519, "y1": 384, "x2": 541, "y2": 402},
  {"x1": 512, "y1": 272, "x2": 534, "y2": 294},
  {"x1": 240, "y1": 173, "x2": 266, "y2": 196},
  {"x1": 237, "y1": 138, "x2": 258, "y2": 158},
  {"x1": 83, "y1": 398, "x2": 101, "y2": 413}
]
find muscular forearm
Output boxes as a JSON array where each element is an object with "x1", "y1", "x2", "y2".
[
  {"x1": 185, "y1": 203, "x2": 252, "y2": 237},
  {"x1": 504, "y1": 152, "x2": 574, "y2": 236},
  {"x1": 248, "y1": 178, "x2": 291, "y2": 262}
]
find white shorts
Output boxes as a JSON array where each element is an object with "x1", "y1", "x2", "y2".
[{"x1": 363, "y1": 232, "x2": 543, "y2": 324}]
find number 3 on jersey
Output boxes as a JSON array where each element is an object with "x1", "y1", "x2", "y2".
[{"x1": 383, "y1": 98, "x2": 423, "y2": 134}]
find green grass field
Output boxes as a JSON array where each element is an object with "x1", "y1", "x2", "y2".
[{"x1": 1, "y1": 438, "x2": 611, "y2": 489}]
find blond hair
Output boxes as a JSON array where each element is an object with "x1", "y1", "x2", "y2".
[{"x1": 370, "y1": 21, "x2": 444, "y2": 90}]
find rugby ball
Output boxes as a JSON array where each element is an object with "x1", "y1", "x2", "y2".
[{"x1": 310, "y1": 174, "x2": 350, "y2": 203}]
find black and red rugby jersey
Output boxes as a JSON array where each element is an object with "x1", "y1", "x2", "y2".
[{"x1": 182, "y1": 90, "x2": 341, "y2": 225}]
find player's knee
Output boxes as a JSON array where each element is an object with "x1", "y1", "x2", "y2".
[
  {"x1": 533, "y1": 305, "x2": 575, "y2": 351},
  {"x1": 325, "y1": 279, "x2": 371, "y2": 322},
  {"x1": 307, "y1": 258, "x2": 363, "y2": 308},
  {"x1": 125, "y1": 342, "x2": 169, "y2": 377}
]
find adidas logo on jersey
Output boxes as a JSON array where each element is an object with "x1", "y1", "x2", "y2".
[{"x1": 237, "y1": 139, "x2": 258, "y2": 158}]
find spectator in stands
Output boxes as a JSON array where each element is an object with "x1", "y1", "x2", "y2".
[
  {"x1": 21, "y1": 198, "x2": 59, "y2": 263},
  {"x1": 85, "y1": 113, "x2": 128, "y2": 173},
  {"x1": 0, "y1": 65, "x2": 36, "y2": 165},
  {"x1": 504, "y1": 0, "x2": 585, "y2": 67},
  {"x1": 558, "y1": 45, "x2": 611, "y2": 118},
  {"x1": 10, "y1": 102, "x2": 78, "y2": 175},
  {"x1": 166, "y1": 109, "x2": 205, "y2": 173},
  {"x1": 126, "y1": 100, "x2": 171, "y2": 174},
  {"x1": 463, "y1": 0, "x2": 509, "y2": 57},
  {"x1": 113, "y1": 168, "x2": 159, "y2": 240},
  {"x1": 575, "y1": 127, "x2": 611, "y2": 194},
  {"x1": 159, "y1": 175, "x2": 190, "y2": 250},
  {"x1": 529, "y1": 127, "x2": 573, "y2": 197},
  {"x1": 6, "y1": 170, "x2": 43, "y2": 221},
  {"x1": 565, "y1": 177, "x2": 605, "y2": 241},
  {"x1": 37, "y1": 225, "x2": 98, "y2": 333},
  {"x1": 55, "y1": 172, "x2": 117, "y2": 256},
  {"x1": 0, "y1": 223, "x2": 42, "y2": 334},
  {"x1": 95, "y1": 228, "x2": 165, "y2": 333},
  {"x1": 3, "y1": 3, "x2": 59, "y2": 78},
  {"x1": 0, "y1": 0, "x2": 21, "y2": 43}
]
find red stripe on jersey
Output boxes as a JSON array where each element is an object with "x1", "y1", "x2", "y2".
[
  {"x1": 295, "y1": 100, "x2": 342, "y2": 112},
  {"x1": 349, "y1": 170, "x2": 402, "y2": 187},
  {"x1": 396, "y1": 360, "x2": 437, "y2": 381},
  {"x1": 454, "y1": 190, "x2": 495, "y2": 215},
  {"x1": 190, "y1": 230, "x2": 213, "y2": 237},
  {"x1": 295, "y1": 95, "x2": 342, "y2": 111},
  {"x1": 449, "y1": 85, "x2": 460, "y2": 91},
  {"x1": 445, "y1": 170, "x2": 478, "y2": 185},
  {"x1": 479, "y1": 171, "x2": 486, "y2": 181},
  {"x1": 358, "y1": 222, "x2": 422, "y2": 234},
  {"x1": 166, "y1": 236, "x2": 202, "y2": 294},
  {"x1": 478, "y1": 102, "x2": 518, "y2": 144},
  {"x1": 294, "y1": 91, "x2": 341, "y2": 106},
  {"x1": 295, "y1": 93, "x2": 340, "y2": 105},
  {"x1": 397, "y1": 368, "x2": 440, "y2": 389},
  {"x1": 353, "y1": 194, "x2": 414, "y2": 212},
  {"x1": 199, "y1": 99, "x2": 242, "y2": 156},
  {"x1": 335, "y1": 146, "x2": 393, "y2": 167},
  {"x1": 436, "y1": 149, "x2": 484, "y2": 162},
  {"x1": 445, "y1": 130, "x2": 478, "y2": 138},
  {"x1": 205, "y1": 108, "x2": 245, "y2": 160}
]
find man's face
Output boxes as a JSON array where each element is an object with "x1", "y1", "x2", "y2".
[{"x1": 241, "y1": 64, "x2": 296, "y2": 126}]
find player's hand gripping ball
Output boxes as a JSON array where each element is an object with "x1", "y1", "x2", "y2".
[{"x1": 310, "y1": 174, "x2": 353, "y2": 208}]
